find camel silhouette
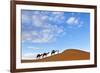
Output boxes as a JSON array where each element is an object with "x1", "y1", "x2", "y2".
[
  {"x1": 42, "y1": 52, "x2": 49, "y2": 58},
  {"x1": 36, "y1": 54, "x2": 42, "y2": 59},
  {"x1": 51, "y1": 50, "x2": 59, "y2": 55},
  {"x1": 36, "y1": 50, "x2": 59, "y2": 59}
]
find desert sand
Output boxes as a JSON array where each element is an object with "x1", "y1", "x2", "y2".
[{"x1": 21, "y1": 49, "x2": 90, "y2": 63}]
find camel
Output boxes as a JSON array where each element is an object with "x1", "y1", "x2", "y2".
[
  {"x1": 36, "y1": 50, "x2": 59, "y2": 59},
  {"x1": 36, "y1": 54, "x2": 42, "y2": 59},
  {"x1": 51, "y1": 50, "x2": 59, "y2": 55},
  {"x1": 42, "y1": 52, "x2": 49, "y2": 58}
]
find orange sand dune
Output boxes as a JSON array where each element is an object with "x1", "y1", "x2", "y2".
[{"x1": 21, "y1": 49, "x2": 90, "y2": 63}]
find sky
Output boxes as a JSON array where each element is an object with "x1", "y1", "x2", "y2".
[{"x1": 21, "y1": 9, "x2": 90, "y2": 59}]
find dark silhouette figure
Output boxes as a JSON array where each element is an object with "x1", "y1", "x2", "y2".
[
  {"x1": 42, "y1": 52, "x2": 49, "y2": 58},
  {"x1": 51, "y1": 50, "x2": 59, "y2": 55},
  {"x1": 36, "y1": 50, "x2": 59, "y2": 59},
  {"x1": 36, "y1": 54, "x2": 42, "y2": 59}
]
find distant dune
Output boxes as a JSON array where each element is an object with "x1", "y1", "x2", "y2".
[{"x1": 21, "y1": 49, "x2": 90, "y2": 63}]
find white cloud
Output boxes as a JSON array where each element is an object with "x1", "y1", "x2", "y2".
[
  {"x1": 23, "y1": 53, "x2": 34, "y2": 57},
  {"x1": 30, "y1": 27, "x2": 56, "y2": 43},
  {"x1": 22, "y1": 33, "x2": 32, "y2": 41},
  {"x1": 50, "y1": 12, "x2": 65, "y2": 23},
  {"x1": 33, "y1": 11, "x2": 40, "y2": 15},
  {"x1": 66, "y1": 17, "x2": 79, "y2": 25},
  {"x1": 22, "y1": 14, "x2": 31, "y2": 24},
  {"x1": 52, "y1": 12, "x2": 64, "y2": 15},
  {"x1": 31, "y1": 31, "x2": 38, "y2": 36},
  {"x1": 22, "y1": 11, "x2": 66, "y2": 43},
  {"x1": 57, "y1": 27, "x2": 64, "y2": 34},
  {"x1": 77, "y1": 21, "x2": 84, "y2": 28},
  {"x1": 41, "y1": 15, "x2": 48, "y2": 20},
  {"x1": 22, "y1": 53, "x2": 37, "y2": 60},
  {"x1": 22, "y1": 23, "x2": 65, "y2": 43},
  {"x1": 66, "y1": 16, "x2": 84, "y2": 29},
  {"x1": 32, "y1": 15, "x2": 44, "y2": 27},
  {"x1": 27, "y1": 46, "x2": 41, "y2": 50}
]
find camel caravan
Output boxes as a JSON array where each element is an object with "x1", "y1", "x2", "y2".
[{"x1": 36, "y1": 50, "x2": 59, "y2": 59}]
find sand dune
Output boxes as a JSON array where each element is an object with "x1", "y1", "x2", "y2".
[{"x1": 21, "y1": 49, "x2": 90, "y2": 63}]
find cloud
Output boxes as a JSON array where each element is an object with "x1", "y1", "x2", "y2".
[
  {"x1": 66, "y1": 16, "x2": 84, "y2": 29},
  {"x1": 66, "y1": 17, "x2": 79, "y2": 25},
  {"x1": 31, "y1": 11, "x2": 65, "y2": 27},
  {"x1": 21, "y1": 14, "x2": 32, "y2": 25},
  {"x1": 22, "y1": 24, "x2": 64, "y2": 43},
  {"x1": 27, "y1": 46, "x2": 42, "y2": 50},
  {"x1": 41, "y1": 15, "x2": 48, "y2": 20},
  {"x1": 50, "y1": 12, "x2": 65, "y2": 23},
  {"x1": 22, "y1": 11, "x2": 65, "y2": 43},
  {"x1": 22, "y1": 53, "x2": 37, "y2": 60},
  {"x1": 22, "y1": 33, "x2": 32, "y2": 41},
  {"x1": 52, "y1": 12, "x2": 64, "y2": 15},
  {"x1": 77, "y1": 21, "x2": 83, "y2": 28},
  {"x1": 23, "y1": 53, "x2": 34, "y2": 57},
  {"x1": 32, "y1": 15, "x2": 44, "y2": 27}
]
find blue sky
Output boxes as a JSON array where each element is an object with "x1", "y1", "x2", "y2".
[{"x1": 21, "y1": 10, "x2": 90, "y2": 58}]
